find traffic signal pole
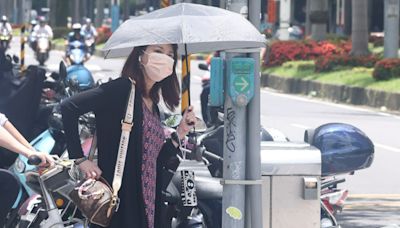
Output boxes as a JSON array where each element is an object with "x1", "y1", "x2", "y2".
[
  {"x1": 221, "y1": 52, "x2": 247, "y2": 228},
  {"x1": 222, "y1": 1, "x2": 248, "y2": 228},
  {"x1": 220, "y1": 1, "x2": 263, "y2": 227}
]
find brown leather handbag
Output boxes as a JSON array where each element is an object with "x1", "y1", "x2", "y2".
[
  {"x1": 69, "y1": 177, "x2": 117, "y2": 227},
  {"x1": 69, "y1": 82, "x2": 136, "y2": 227}
]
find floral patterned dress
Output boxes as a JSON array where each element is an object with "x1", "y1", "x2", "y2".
[{"x1": 141, "y1": 101, "x2": 165, "y2": 228}]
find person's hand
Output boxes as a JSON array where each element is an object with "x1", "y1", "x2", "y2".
[
  {"x1": 177, "y1": 106, "x2": 197, "y2": 139},
  {"x1": 78, "y1": 160, "x2": 102, "y2": 179},
  {"x1": 26, "y1": 150, "x2": 55, "y2": 167}
]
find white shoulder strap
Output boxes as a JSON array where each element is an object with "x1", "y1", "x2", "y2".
[{"x1": 112, "y1": 81, "x2": 135, "y2": 204}]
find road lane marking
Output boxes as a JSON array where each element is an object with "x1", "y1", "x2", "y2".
[
  {"x1": 261, "y1": 89, "x2": 400, "y2": 119},
  {"x1": 291, "y1": 123, "x2": 310, "y2": 129},
  {"x1": 344, "y1": 194, "x2": 400, "y2": 208},
  {"x1": 349, "y1": 194, "x2": 400, "y2": 199},
  {"x1": 375, "y1": 143, "x2": 400, "y2": 153}
]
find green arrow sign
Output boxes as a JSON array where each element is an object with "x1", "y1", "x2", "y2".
[{"x1": 234, "y1": 76, "x2": 250, "y2": 93}]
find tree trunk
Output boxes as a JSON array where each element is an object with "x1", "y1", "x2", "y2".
[
  {"x1": 305, "y1": 0, "x2": 311, "y2": 36},
  {"x1": 350, "y1": 0, "x2": 370, "y2": 56},
  {"x1": 344, "y1": 0, "x2": 352, "y2": 36},
  {"x1": 383, "y1": 0, "x2": 399, "y2": 58},
  {"x1": 310, "y1": 0, "x2": 327, "y2": 41}
]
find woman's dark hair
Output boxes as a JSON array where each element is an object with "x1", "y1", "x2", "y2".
[{"x1": 121, "y1": 44, "x2": 180, "y2": 111}]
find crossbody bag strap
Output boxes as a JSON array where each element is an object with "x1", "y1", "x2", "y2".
[{"x1": 109, "y1": 81, "x2": 135, "y2": 213}]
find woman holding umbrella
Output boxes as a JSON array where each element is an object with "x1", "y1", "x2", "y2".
[{"x1": 61, "y1": 43, "x2": 197, "y2": 228}]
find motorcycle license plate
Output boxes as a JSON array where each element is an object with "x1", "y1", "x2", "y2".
[{"x1": 180, "y1": 169, "x2": 197, "y2": 207}]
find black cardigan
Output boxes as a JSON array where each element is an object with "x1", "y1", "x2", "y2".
[{"x1": 61, "y1": 77, "x2": 179, "y2": 228}]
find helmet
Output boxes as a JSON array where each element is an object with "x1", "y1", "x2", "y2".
[
  {"x1": 85, "y1": 18, "x2": 91, "y2": 25},
  {"x1": 38, "y1": 16, "x2": 46, "y2": 24},
  {"x1": 1, "y1": 15, "x2": 8, "y2": 23},
  {"x1": 72, "y1": 23, "x2": 82, "y2": 30},
  {"x1": 30, "y1": 19, "x2": 37, "y2": 26}
]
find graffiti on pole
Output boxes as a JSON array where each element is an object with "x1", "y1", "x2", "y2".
[{"x1": 226, "y1": 107, "x2": 236, "y2": 153}]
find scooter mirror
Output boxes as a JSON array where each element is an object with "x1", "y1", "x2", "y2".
[
  {"x1": 198, "y1": 63, "x2": 209, "y2": 71},
  {"x1": 12, "y1": 55, "x2": 19, "y2": 63},
  {"x1": 50, "y1": 72, "x2": 60, "y2": 81},
  {"x1": 58, "y1": 61, "x2": 67, "y2": 80}
]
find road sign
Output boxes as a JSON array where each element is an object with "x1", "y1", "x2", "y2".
[{"x1": 228, "y1": 58, "x2": 255, "y2": 107}]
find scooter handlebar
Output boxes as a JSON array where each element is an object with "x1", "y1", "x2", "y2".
[
  {"x1": 27, "y1": 155, "x2": 42, "y2": 166},
  {"x1": 203, "y1": 150, "x2": 223, "y2": 163}
]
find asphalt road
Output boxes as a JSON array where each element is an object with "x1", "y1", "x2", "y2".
[{"x1": 8, "y1": 37, "x2": 400, "y2": 227}]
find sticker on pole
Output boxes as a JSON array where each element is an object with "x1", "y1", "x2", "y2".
[{"x1": 226, "y1": 206, "x2": 243, "y2": 220}]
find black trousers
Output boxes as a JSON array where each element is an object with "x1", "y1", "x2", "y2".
[{"x1": 0, "y1": 169, "x2": 20, "y2": 227}]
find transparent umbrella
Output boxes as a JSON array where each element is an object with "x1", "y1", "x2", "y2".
[{"x1": 102, "y1": 3, "x2": 266, "y2": 58}]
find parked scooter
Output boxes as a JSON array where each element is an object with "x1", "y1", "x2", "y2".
[
  {"x1": 163, "y1": 113, "x2": 374, "y2": 228},
  {"x1": 18, "y1": 154, "x2": 87, "y2": 228},
  {"x1": 304, "y1": 123, "x2": 374, "y2": 227},
  {"x1": 161, "y1": 116, "x2": 222, "y2": 228},
  {"x1": 35, "y1": 33, "x2": 51, "y2": 66},
  {"x1": 0, "y1": 64, "x2": 47, "y2": 167},
  {"x1": 4, "y1": 62, "x2": 96, "y2": 227},
  {"x1": 320, "y1": 177, "x2": 348, "y2": 228}
]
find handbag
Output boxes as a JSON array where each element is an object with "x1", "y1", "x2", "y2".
[{"x1": 69, "y1": 81, "x2": 136, "y2": 227}]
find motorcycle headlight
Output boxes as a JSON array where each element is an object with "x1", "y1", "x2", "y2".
[
  {"x1": 69, "y1": 54, "x2": 76, "y2": 62},
  {"x1": 14, "y1": 157, "x2": 26, "y2": 173}
]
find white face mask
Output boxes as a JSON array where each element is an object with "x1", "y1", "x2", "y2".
[{"x1": 141, "y1": 52, "x2": 174, "y2": 82}]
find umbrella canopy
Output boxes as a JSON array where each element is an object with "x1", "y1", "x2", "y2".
[{"x1": 102, "y1": 3, "x2": 266, "y2": 58}]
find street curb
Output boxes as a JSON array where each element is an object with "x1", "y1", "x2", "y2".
[{"x1": 261, "y1": 74, "x2": 400, "y2": 111}]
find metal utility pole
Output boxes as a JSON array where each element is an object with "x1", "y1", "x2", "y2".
[
  {"x1": 384, "y1": 0, "x2": 399, "y2": 58},
  {"x1": 220, "y1": 0, "x2": 226, "y2": 9},
  {"x1": 247, "y1": 1, "x2": 263, "y2": 228},
  {"x1": 123, "y1": 0, "x2": 130, "y2": 20},
  {"x1": 95, "y1": 0, "x2": 105, "y2": 27},
  {"x1": 278, "y1": 0, "x2": 291, "y2": 40},
  {"x1": 310, "y1": 0, "x2": 327, "y2": 41}
]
